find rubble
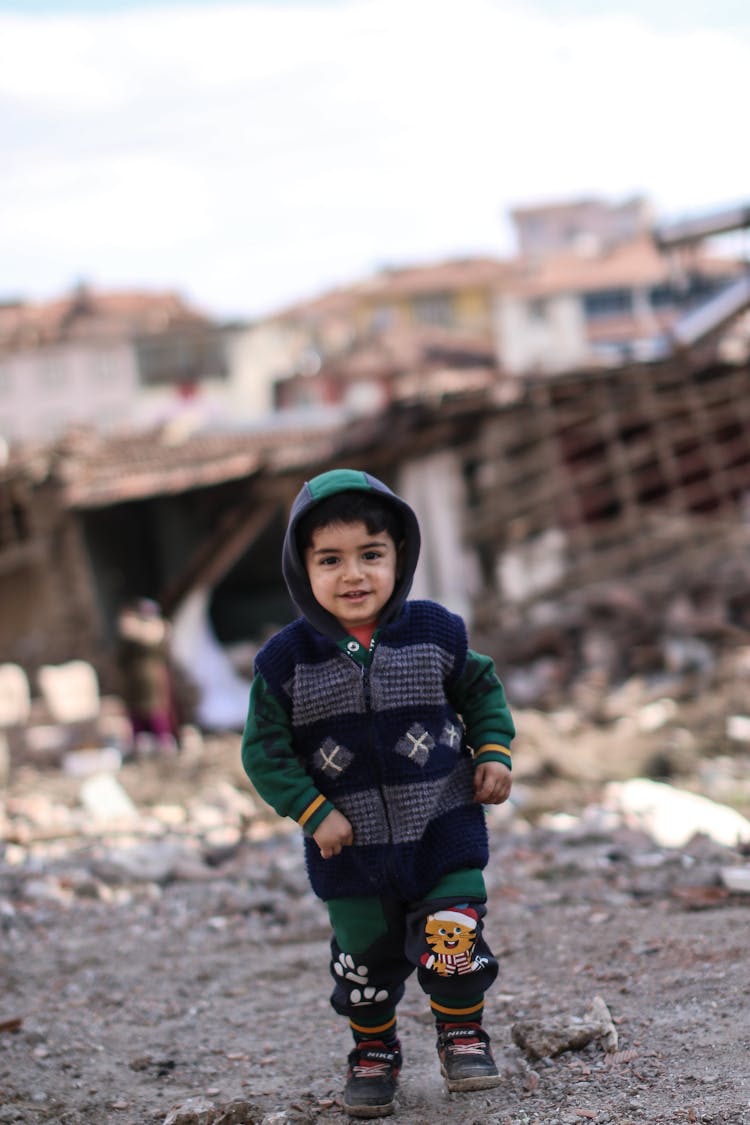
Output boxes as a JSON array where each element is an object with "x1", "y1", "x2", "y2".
[
  {"x1": 719, "y1": 866, "x2": 750, "y2": 893},
  {"x1": 162, "y1": 1097, "x2": 265, "y2": 1125},
  {"x1": 511, "y1": 996, "x2": 618, "y2": 1061},
  {"x1": 602, "y1": 777, "x2": 750, "y2": 849},
  {"x1": 482, "y1": 549, "x2": 750, "y2": 719},
  {"x1": 2, "y1": 600, "x2": 750, "y2": 1124},
  {"x1": 79, "y1": 771, "x2": 139, "y2": 822}
]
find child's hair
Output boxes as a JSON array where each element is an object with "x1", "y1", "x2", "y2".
[{"x1": 296, "y1": 490, "x2": 403, "y2": 553}]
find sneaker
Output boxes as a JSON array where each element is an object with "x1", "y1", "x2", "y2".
[
  {"x1": 342, "y1": 1039, "x2": 402, "y2": 1118},
  {"x1": 437, "y1": 1022, "x2": 502, "y2": 1092}
]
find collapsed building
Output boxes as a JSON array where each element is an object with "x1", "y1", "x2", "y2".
[
  {"x1": 0, "y1": 204, "x2": 749, "y2": 728},
  {"x1": 1, "y1": 345, "x2": 748, "y2": 720}
]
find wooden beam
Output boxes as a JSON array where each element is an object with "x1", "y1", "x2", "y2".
[{"x1": 160, "y1": 500, "x2": 281, "y2": 616}]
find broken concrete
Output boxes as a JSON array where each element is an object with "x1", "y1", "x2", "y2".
[{"x1": 511, "y1": 996, "x2": 618, "y2": 1061}]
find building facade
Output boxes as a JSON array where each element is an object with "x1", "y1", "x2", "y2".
[{"x1": 0, "y1": 287, "x2": 227, "y2": 446}]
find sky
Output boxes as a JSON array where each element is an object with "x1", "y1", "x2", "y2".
[{"x1": 1, "y1": 0, "x2": 749, "y2": 321}]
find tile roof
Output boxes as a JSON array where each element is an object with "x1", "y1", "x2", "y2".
[
  {"x1": 273, "y1": 242, "x2": 744, "y2": 329},
  {"x1": 359, "y1": 257, "x2": 517, "y2": 298},
  {"x1": 505, "y1": 236, "x2": 742, "y2": 298},
  {"x1": 0, "y1": 286, "x2": 212, "y2": 354},
  {"x1": 275, "y1": 256, "x2": 516, "y2": 321},
  {"x1": 50, "y1": 420, "x2": 341, "y2": 509},
  {"x1": 317, "y1": 324, "x2": 495, "y2": 380}
]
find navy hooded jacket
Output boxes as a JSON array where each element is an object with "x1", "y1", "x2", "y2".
[{"x1": 241, "y1": 469, "x2": 514, "y2": 902}]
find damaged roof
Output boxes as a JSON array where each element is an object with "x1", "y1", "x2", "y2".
[
  {"x1": 0, "y1": 286, "x2": 214, "y2": 354},
  {"x1": 48, "y1": 418, "x2": 344, "y2": 509}
]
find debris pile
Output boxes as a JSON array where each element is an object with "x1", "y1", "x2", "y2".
[
  {"x1": 483, "y1": 548, "x2": 750, "y2": 715},
  {"x1": 3, "y1": 733, "x2": 750, "y2": 1122}
]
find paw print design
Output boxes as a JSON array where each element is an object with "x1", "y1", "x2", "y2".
[{"x1": 333, "y1": 953, "x2": 389, "y2": 1005}]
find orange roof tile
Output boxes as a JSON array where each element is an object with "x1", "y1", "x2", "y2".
[
  {"x1": 359, "y1": 257, "x2": 516, "y2": 298},
  {"x1": 276, "y1": 257, "x2": 516, "y2": 323},
  {"x1": 55, "y1": 421, "x2": 340, "y2": 508},
  {"x1": 504, "y1": 236, "x2": 742, "y2": 298},
  {"x1": 0, "y1": 286, "x2": 212, "y2": 353}
]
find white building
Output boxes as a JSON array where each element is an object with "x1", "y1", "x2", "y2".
[{"x1": 0, "y1": 286, "x2": 227, "y2": 446}]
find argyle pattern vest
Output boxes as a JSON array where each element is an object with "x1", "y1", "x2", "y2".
[{"x1": 255, "y1": 600, "x2": 490, "y2": 901}]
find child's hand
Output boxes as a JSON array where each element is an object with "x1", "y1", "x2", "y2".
[
  {"x1": 313, "y1": 809, "x2": 354, "y2": 859},
  {"x1": 473, "y1": 760, "x2": 512, "y2": 805}
]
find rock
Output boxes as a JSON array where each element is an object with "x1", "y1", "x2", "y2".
[
  {"x1": 163, "y1": 1098, "x2": 216, "y2": 1125},
  {"x1": 93, "y1": 840, "x2": 194, "y2": 884},
  {"x1": 511, "y1": 995, "x2": 618, "y2": 1060},
  {"x1": 603, "y1": 778, "x2": 750, "y2": 849},
  {"x1": 38, "y1": 660, "x2": 101, "y2": 724},
  {"x1": 720, "y1": 866, "x2": 750, "y2": 893},
  {"x1": 162, "y1": 1098, "x2": 263, "y2": 1125},
  {"x1": 63, "y1": 747, "x2": 122, "y2": 777},
  {"x1": 726, "y1": 714, "x2": 750, "y2": 743},
  {"x1": 636, "y1": 698, "x2": 678, "y2": 732},
  {"x1": 586, "y1": 994, "x2": 618, "y2": 1052},
  {"x1": 79, "y1": 772, "x2": 137, "y2": 821},
  {"x1": 214, "y1": 1100, "x2": 265, "y2": 1124},
  {"x1": 22, "y1": 876, "x2": 74, "y2": 905}
]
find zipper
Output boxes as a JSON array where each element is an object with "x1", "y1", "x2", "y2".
[
  {"x1": 348, "y1": 640, "x2": 396, "y2": 890},
  {"x1": 358, "y1": 648, "x2": 398, "y2": 891}
]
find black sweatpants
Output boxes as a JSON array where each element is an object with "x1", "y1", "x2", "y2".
[{"x1": 326, "y1": 869, "x2": 498, "y2": 1040}]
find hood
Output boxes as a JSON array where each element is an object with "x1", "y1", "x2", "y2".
[{"x1": 281, "y1": 468, "x2": 421, "y2": 640}]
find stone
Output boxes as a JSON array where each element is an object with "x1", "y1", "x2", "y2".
[
  {"x1": 603, "y1": 778, "x2": 750, "y2": 849},
  {"x1": 79, "y1": 773, "x2": 137, "y2": 821},
  {"x1": 512, "y1": 995, "x2": 618, "y2": 1060}
]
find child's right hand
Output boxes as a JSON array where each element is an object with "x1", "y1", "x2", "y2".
[{"x1": 312, "y1": 809, "x2": 354, "y2": 859}]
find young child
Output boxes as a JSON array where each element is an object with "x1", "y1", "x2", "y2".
[{"x1": 241, "y1": 468, "x2": 515, "y2": 1117}]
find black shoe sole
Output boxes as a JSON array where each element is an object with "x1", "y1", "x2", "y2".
[
  {"x1": 440, "y1": 1064, "x2": 504, "y2": 1092},
  {"x1": 342, "y1": 1099, "x2": 395, "y2": 1118}
]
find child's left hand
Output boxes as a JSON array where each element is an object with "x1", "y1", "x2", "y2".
[{"x1": 473, "y1": 760, "x2": 512, "y2": 805}]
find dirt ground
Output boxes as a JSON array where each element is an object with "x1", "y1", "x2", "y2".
[{"x1": 2, "y1": 734, "x2": 750, "y2": 1125}]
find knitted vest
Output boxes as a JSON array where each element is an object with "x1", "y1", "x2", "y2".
[{"x1": 256, "y1": 600, "x2": 490, "y2": 901}]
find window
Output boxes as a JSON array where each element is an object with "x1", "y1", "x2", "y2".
[
  {"x1": 648, "y1": 284, "x2": 676, "y2": 309},
  {"x1": 135, "y1": 328, "x2": 227, "y2": 386},
  {"x1": 527, "y1": 298, "x2": 547, "y2": 323},
  {"x1": 371, "y1": 305, "x2": 395, "y2": 331},
  {"x1": 686, "y1": 274, "x2": 729, "y2": 303},
  {"x1": 411, "y1": 293, "x2": 456, "y2": 328},
  {"x1": 582, "y1": 288, "x2": 633, "y2": 319}
]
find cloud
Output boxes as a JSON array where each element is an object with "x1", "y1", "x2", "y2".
[{"x1": 1, "y1": 0, "x2": 748, "y2": 317}]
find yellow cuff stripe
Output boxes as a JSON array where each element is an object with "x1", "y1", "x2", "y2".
[
  {"x1": 349, "y1": 1015, "x2": 397, "y2": 1035},
  {"x1": 298, "y1": 793, "x2": 326, "y2": 828},
  {"x1": 474, "y1": 743, "x2": 511, "y2": 761},
  {"x1": 430, "y1": 998, "x2": 485, "y2": 1017}
]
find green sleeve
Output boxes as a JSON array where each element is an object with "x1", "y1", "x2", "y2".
[
  {"x1": 241, "y1": 673, "x2": 335, "y2": 834},
  {"x1": 449, "y1": 648, "x2": 515, "y2": 770}
]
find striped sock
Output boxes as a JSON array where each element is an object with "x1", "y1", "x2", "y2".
[
  {"x1": 430, "y1": 996, "x2": 484, "y2": 1027},
  {"x1": 350, "y1": 1012, "x2": 398, "y2": 1048}
]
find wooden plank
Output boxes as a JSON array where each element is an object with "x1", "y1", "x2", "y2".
[{"x1": 160, "y1": 499, "x2": 281, "y2": 616}]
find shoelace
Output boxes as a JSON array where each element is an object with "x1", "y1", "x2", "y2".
[
  {"x1": 447, "y1": 1038, "x2": 486, "y2": 1056},
  {"x1": 352, "y1": 1059, "x2": 393, "y2": 1078},
  {"x1": 442, "y1": 1026, "x2": 489, "y2": 1056}
]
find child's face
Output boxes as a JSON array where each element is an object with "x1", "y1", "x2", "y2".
[{"x1": 304, "y1": 519, "x2": 400, "y2": 633}]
